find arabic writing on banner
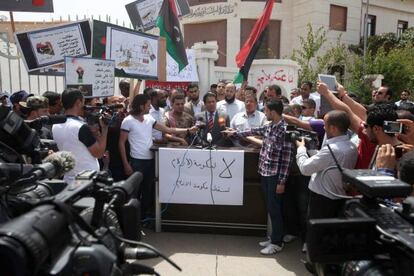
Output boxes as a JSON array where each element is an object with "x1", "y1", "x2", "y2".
[
  {"x1": 159, "y1": 148, "x2": 244, "y2": 205},
  {"x1": 167, "y1": 49, "x2": 199, "y2": 82},
  {"x1": 65, "y1": 57, "x2": 115, "y2": 97}
]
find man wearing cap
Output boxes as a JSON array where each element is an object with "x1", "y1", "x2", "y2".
[
  {"x1": 0, "y1": 92, "x2": 9, "y2": 107},
  {"x1": 21, "y1": 96, "x2": 52, "y2": 139},
  {"x1": 10, "y1": 90, "x2": 31, "y2": 117}
]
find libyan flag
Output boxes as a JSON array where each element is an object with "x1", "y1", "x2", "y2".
[
  {"x1": 234, "y1": 0, "x2": 274, "y2": 83},
  {"x1": 156, "y1": 0, "x2": 188, "y2": 72}
]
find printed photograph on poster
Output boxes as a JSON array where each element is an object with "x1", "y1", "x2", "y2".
[
  {"x1": 29, "y1": 25, "x2": 87, "y2": 68},
  {"x1": 67, "y1": 84, "x2": 93, "y2": 97},
  {"x1": 15, "y1": 20, "x2": 91, "y2": 72},
  {"x1": 106, "y1": 26, "x2": 158, "y2": 79},
  {"x1": 126, "y1": 0, "x2": 190, "y2": 31},
  {"x1": 136, "y1": 0, "x2": 163, "y2": 31},
  {"x1": 65, "y1": 57, "x2": 115, "y2": 98},
  {"x1": 167, "y1": 49, "x2": 199, "y2": 82}
]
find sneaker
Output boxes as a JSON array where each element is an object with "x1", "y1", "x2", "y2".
[
  {"x1": 302, "y1": 243, "x2": 307, "y2": 253},
  {"x1": 283, "y1": 234, "x2": 297, "y2": 243},
  {"x1": 259, "y1": 238, "x2": 271, "y2": 247},
  {"x1": 260, "y1": 243, "x2": 284, "y2": 255}
]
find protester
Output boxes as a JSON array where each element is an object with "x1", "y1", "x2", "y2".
[
  {"x1": 184, "y1": 83, "x2": 205, "y2": 117},
  {"x1": 217, "y1": 83, "x2": 246, "y2": 121},
  {"x1": 230, "y1": 93, "x2": 266, "y2": 131},
  {"x1": 395, "y1": 89, "x2": 413, "y2": 107},
  {"x1": 224, "y1": 99, "x2": 294, "y2": 255},
  {"x1": 0, "y1": 92, "x2": 9, "y2": 107},
  {"x1": 371, "y1": 86, "x2": 392, "y2": 104},
  {"x1": 149, "y1": 89, "x2": 167, "y2": 144},
  {"x1": 194, "y1": 92, "x2": 231, "y2": 147},
  {"x1": 290, "y1": 81, "x2": 320, "y2": 117},
  {"x1": 10, "y1": 90, "x2": 30, "y2": 117},
  {"x1": 162, "y1": 93, "x2": 194, "y2": 145},
  {"x1": 216, "y1": 81, "x2": 226, "y2": 101},
  {"x1": 119, "y1": 94, "x2": 197, "y2": 218}
]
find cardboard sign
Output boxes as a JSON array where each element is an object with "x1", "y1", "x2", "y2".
[
  {"x1": 167, "y1": 49, "x2": 198, "y2": 82},
  {"x1": 92, "y1": 20, "x2": 165, "y2": 80},
  {"x1": 125, "y1": 0, "x2": 190, "y2": 31},
  {"x1": 15, "y1": 20, "x2": 91, "y2": 72},
  {"x1": 65, "y1": 57, "x2": 115, "y2": 98},
  {"x1": 0, "y1": 0, "x2": 54, "y2": 12},
  {"x1": 159, "y1": 148, "x2": 244, "y2": 205}
]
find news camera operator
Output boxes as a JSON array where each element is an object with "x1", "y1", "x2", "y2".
[
  {"x1": 296, "y1": 110, "x2": 357, "y2": 219},
  {"x1": 52, "y1": 88, "x2": 108, "y2": 183}
]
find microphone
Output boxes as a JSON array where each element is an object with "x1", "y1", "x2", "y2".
[
  {"x1": 25, "y1": 115, "x2": 67, "y2": 130},
  {"x1": 195, "y1": 116, "x2": 206, "y2": 129},
  {"x1": 42, "y1": 151, "x2": 76, "y2": 178},
  {"x1": 207, "y1": 133, "x2": 213, "y2": 143},
  {"x1": 218, "y1": 116, "x2": 226, "y2": 130},
  {"x1": 111, "y1": 172, "x2": 143, "y2": 205}
]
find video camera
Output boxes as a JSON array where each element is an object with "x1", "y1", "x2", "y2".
[
  {"x1": 83, "y1": 103, "x2": 124, "y2": 126},
  {"x1": 307, "y1": 165, "x2": 414, "y2": 276},
  {"x1": 0, "y1": 105, "x2": 64, "y2": 163},
  {"x1": 285, "y1": 125, "x2": 320, "y2": 151},
  {"x1": 0, "y1": 105, "x2": 181, "y2": 275}
]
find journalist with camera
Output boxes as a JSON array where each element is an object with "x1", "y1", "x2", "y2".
[{"x1": 52, "y1": 88, "x2": 108, "y2": 183}]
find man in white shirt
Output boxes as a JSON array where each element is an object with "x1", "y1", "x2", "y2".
[
  {"x1": 148, "y1": 89, "x2": 167, "y2": 143},
  {"x1": 231, "y1": 93, "x2": 267, "y2": 131},
  {"x1": 217, "y1": 83, "x2": 245, "y2": 121},
  {"x1": 395, "y1": 90, "x2": 413, "y2": 107},
  {"x1": 53, "y1": 89, "x2": 108, "y2": 182},
  {"x1": 296, "y1": 110, "x2": 357, "y2": 220},
  {"x1": 291, "y1": 81, "x2": 320, "y2": 117}
]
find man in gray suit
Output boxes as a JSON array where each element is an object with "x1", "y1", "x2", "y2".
[
  {"x1": 194, "y1": 92, "x2": 232, "y2": 147},
  {"x1": 184, "y1": 83, "x2": 205, "y2": 117}
]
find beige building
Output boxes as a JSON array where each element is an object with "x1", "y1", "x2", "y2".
[{"x1": 182, "y1": 0, "x2": 414, "y2": 67}]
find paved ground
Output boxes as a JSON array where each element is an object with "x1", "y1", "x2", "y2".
[{"x1": 139, "y1": 231, "x2": 312, "y2": 276}]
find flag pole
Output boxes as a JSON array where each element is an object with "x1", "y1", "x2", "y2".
[{"x1": 9, "y1": 11, "x2": 16, "y2": 33}]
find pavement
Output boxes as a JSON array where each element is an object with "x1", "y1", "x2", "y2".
[{"x1": 139, "y1": 231, "x2": 312, "y2": 276}]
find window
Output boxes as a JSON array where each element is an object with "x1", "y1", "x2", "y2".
[
  {"x1": 184, "y1": 20, "x2": 227, "y2": 66},
  {"x1": 240, "y1": 19, "x2": 281, "y2": 59},
  {"x1": 366, "y1": 15, "x2": 376, "y2": 37},
  {"x1": 397, "y1": 20, "x2": 408, "y2": 37},
  {"x1": 329, "y1": 4, "x2": 347, "y2": 32}
]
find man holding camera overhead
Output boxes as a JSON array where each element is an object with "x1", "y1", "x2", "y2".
[{"x1": 53, "y1": 89, "x2": 108, "y2": 182}]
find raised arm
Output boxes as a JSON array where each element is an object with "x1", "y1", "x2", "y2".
[{"x1": 317, "y1": 82, "x2": 362, "y2": 133}]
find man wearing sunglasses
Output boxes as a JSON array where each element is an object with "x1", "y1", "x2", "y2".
[{"x1": 372, "y1": 86, "x2": 392, "y2": 104}]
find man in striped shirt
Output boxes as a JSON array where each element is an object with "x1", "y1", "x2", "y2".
[{"x1": 224, "y1": 99, "x2": 294, "y2": 255}]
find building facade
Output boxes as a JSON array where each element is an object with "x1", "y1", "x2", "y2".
[{"x1": 182, "y1": 0, "x2": 414, "y2": 67}]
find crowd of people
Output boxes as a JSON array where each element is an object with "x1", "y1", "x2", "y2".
[{"x1": 2, "y1": 78, "x2": 414, "y2": 261}]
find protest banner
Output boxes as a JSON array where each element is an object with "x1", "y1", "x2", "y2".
[
  {"x1": 15, "y1": 20, "x2": 91, "y2": 72},
  {"x1": 92, "y1": 20, "x2": 166, "y2": 80},
  {"x1": 65, "y1": 56, "x2": 115, "y2": 98}
]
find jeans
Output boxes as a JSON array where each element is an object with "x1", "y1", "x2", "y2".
[
  {"x1": 283, "y1": 174, "x2": 310, "y2": 243},
  {"x1": 130, "y1": 158, "x2": 155, "y2": 218},
  {"x1": 261, "y1": 175, "x2": 284, "y2": 245}
]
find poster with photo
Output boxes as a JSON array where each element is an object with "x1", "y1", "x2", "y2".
[
  {"x1": 29, "y1": 25, "x2": 87, "y2": 67},
  {"x1": 16, "y1": 20, "x2": 91, "y2": 72},
  {"x1": 65, "y1": 57, "x2": 115, "y2": 98},
  {"x1": 126, "y1": 0, "x2": 190, "y2": 31},
  {"x1": 106, "y1": 26, "x2": 158, "y2": 79}
]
